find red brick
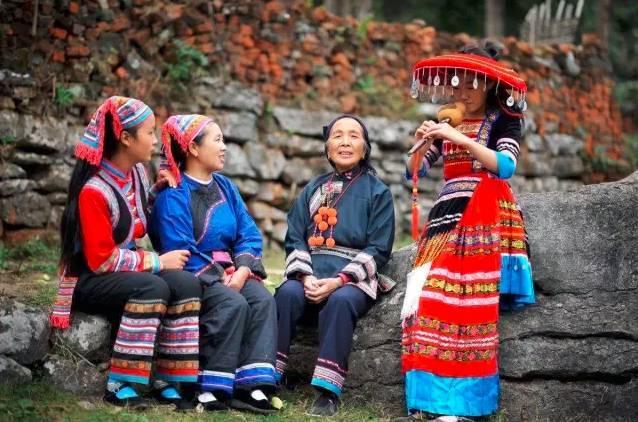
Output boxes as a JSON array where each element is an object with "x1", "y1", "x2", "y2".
[
  {"x1": 340, "y1": 94, "x2": 358, "y2": 113},
  {"x1": 131, "y1": 28, "x2": 151, "y2": 46},
  {"x1": 115, "y1": 66, "x2": 129, "y2": 79},
  {"x1": 66, "y1": 45, "x2": 90, "y2": 57},
  {"x1": 311, "y1": 7, "x2": 329, "y2": 22},
  {"x1": 49, "y1": 27, "x2": 68, "y2": 40},
  {"x1": 165, "y1": 4, "x2": 184, "y2": 20},
  {"x1": 197, "y1": 42, "x2": 215, "y2": 54},
  {"x1": 69, "y1": 1, "x2": 80, "y2": 14},
  {"x1": 111, "y1": 15, "x2": 131, "y2": 32},
  {"x1": 52, "y1": 51, "x2": 66, "y2": 63}
]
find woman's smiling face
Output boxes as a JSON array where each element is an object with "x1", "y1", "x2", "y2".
[{"x1": 326, "y1": 118, "x2": 366, "y2": 172}]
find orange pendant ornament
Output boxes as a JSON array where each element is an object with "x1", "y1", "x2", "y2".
[
  {"x1": 307, "y1": 170, "x2": 363, "y2": 249},
  {"x1": 309, "y1": 206, "x2": 338, "y2": 247}
]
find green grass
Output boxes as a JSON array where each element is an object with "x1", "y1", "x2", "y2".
[
  {"x1": 0, "y1": 382, "x2": 386, "y2": 421},
  {"x1": 0, "y1": 239, "x2": 59, "y2": 275}
]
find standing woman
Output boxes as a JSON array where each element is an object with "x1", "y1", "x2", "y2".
[
  {"x1": 275, "y1": 115, "x2": 395, "y2": 417},
  {"x1": 401, "y1": 43, "x2": 536, "y2": 420},
  {"x1": 50, "y1": 96, "x2": 202, "y2": 408},
  {"x1": 149, "y1": 115, "x2": 278, "y2": 414}
]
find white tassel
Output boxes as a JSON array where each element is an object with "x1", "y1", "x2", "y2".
[{"x1": 400, "y1": 262, "x2": 432, "y2": 321}]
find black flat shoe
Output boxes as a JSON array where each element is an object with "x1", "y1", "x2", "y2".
[
  {"x1": 230, "y1": 389, "x2": 277, "y2": 415},
  {"x1": 308, "y1": 389, "x2": 339, "y2": 417},
  {"x1": 192, "y1": 391, "x2": 229, "y2": 412}
]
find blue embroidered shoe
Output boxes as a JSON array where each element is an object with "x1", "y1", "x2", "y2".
[{"x1": 103, "y1": 381, "x2": 147, "y2": 409}]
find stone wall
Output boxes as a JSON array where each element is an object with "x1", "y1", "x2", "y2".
[
  {"x1": 0, "y1": 0, "x2": 626, "y2": 243},
  {"x1": 0, "y1": 0, "x2": 626, "y2": 162},
  {"x1": 0, "y1": 81, "x2": 586, "y2": 245}
]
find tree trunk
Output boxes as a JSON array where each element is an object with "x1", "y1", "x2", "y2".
[
  {"x1": 485, "y1": 0, "x2": 505, "y2": 38},
  {"x1": 597, "y1": 0, "x2": 612, "y2": 51}
]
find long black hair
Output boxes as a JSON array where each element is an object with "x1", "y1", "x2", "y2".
[
  {"x1": 458, "y1": 41, "x2": 525, "y2": 118},
  {"x1": 59, "y1": 112, "x2": 138, "y2": 268}
]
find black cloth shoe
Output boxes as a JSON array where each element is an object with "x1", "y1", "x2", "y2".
[
  {"x1": 103, "y1": 384, "x2": 148, "y2": 410},
  {"x1": 230, "y1": 388, "x2": 277, "y2": 414},
  {"x1": 308, "y1": 389, "x2": 339, "y2": 417},
  {"x1": 178, "y1": 388, "x2": 228, "y2": 412}
]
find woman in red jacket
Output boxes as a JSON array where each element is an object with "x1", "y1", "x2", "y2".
[{"x1": 50, "y1": 96, "x2": 201, "y2": 409}]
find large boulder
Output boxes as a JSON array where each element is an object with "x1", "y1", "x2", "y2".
[
  {"x1": 286, "y1": 172, "x2": 638, "y2": 420},
  {"x1": 0, "y1": 355, "x2": 32, "y2": 384},
  {"x1": 0, "y1": 299, "x2": 50, "y2": 365},
  {"x1": 41, "y1": 355, "x2": 107, "y2": 396},
  {"x1": 54, "y1": 313, "x2": 112, "y2": 362}
]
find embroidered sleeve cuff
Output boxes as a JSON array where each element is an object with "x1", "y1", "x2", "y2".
[
  {"x1": 284, "y1": 249, "x2": 313, "y2": 279},
  {"x1": 495, "y1": 150, "x2": 516, "y2": 179},
  {"x1": 142, "y1": 252, "x2": 161, "y2": 273},
  {"x1": 338, "y1": 273, "x2": 351, "y2": 286},
  {"x1": 235, "y1": 252, "x2": 267, "y2": 279},
  {"x1": 339, "y1": 252, "x2": 377, "y2": 284}
]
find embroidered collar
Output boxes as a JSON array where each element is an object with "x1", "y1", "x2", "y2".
[
  {"x1": 335, "y1": 165, "x2": 363, "y2": 180},
  {"x1": 100, "y1": 159, "x2": 132, "y2": 187},
  {"x1": 184, "y1": 171, "x2": 214, "y2": 186}
]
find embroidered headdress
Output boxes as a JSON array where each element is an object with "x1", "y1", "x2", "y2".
[
  {"x1": 161, "y1": 114, "x2": 213, "y2": 184},
  {"x1": 75, "y1": 96, "x2": 153, "y2": 165},
  {"x1": 410, "y1": 51, "x2": 528, "y2": 112}
]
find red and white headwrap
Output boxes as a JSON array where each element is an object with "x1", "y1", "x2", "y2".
[
  {"x1": 75, "y1": 96, "x2": 153, "y2": 165},
  {"x1": 161, "y1": 114, "x2": 213, "y2": 184}
]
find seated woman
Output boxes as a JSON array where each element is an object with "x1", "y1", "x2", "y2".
[
  {"x1": 275, "y1": 115, "x2": 395, "y2": 417},
  {"x1": 50, "y1": 96, "x2": 201, "y2": 409},
  {"x1": 149, "y1": 115, "x2": 278, "y2": 414}
]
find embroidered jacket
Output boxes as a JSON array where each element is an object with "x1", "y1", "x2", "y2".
[
  {"x1": 77, "y1": 160, "x2": 160, "y2": 274},
  {"x1": 149, "y1": 172, "x2": 266, "y2": 285},
  {"x1": 285, "y1": 167, "x2": 395, "y2": 299}
]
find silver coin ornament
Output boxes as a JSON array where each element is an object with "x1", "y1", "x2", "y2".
[
  {"x1": 433, "y1": 75, "x2": 441, "y2": 86},
  {"x1": 521, "y1": 100, "x2": 528, "y2": 111},
  {"x1": 451, "y1": 75, "x2": 459, "y2": 87},
  {"x1": 472, "y1": 76, "x2": 479, "y2": 90},
  {"x1": 506, "y1": 95, "x2": 515, "y2": 107},
  {"x1": 410, "y1": 78, "x2": 419, "y2": 99}
]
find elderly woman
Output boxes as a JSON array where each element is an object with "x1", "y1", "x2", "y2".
[{"x1": 275, "y1": 115, "x2": 395, "y2": 416}]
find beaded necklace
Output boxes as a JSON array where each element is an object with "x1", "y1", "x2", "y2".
[{"x1": 308, "y1": 168, "x2": 363, "y2": 248}]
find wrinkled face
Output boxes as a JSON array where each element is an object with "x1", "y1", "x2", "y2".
[
  {"x1": 450, "y1": 74, "x2": 492, "y2": 116},
  {"x1": 123, "y1": 114, "x2": 158, "y2": 163},
  {"x1": 326, "y1": 118, "x2": 366, "y2": 172},
  {"x1": 188, "y1": 122, "x2": 226, "y2": 173}
]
